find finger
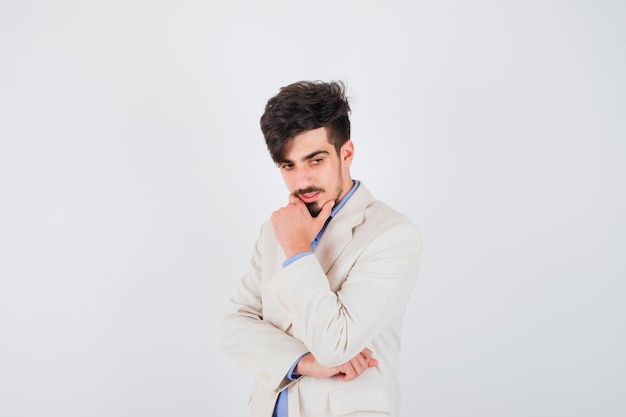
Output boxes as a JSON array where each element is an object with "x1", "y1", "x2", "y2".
[
  {"x1": 314, "y1": 199, "x2": 335, "y2": 226},
  {"x1": 360, "y1": 348, "x2": 373, "y2": 360},
  {"x1": 288, "y1": 193, "x2": 302, "y2": 205},
  {"x1": 322, "y1": 199, "x2": 335, "y2": 215},
  {"x1": 351, "y1": 354, "x2": 368, "y2": 375},
  {"x1": 360, "y1": 348, "x2": 378, "y2": 367}
]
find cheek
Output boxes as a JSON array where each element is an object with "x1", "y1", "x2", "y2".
[{"x1": 319, "y1": 173, "x2": 337, "y2": 191}]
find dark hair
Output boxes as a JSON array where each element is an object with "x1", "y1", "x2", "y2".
[{"x1": 260, "y1": 80, "x2": 351, "y2": 163}]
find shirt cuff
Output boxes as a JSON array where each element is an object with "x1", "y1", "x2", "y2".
[
  {"x1": 288, "y1": 352, "x2": 309, "y2": 381},
  {"x1": 282, "y1": 251, "x2": 313, "y2": 268}
]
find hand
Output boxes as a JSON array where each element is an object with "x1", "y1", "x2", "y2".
[
  {"x1": 336, "y1": 347, "x2": 379, "y2": 382},
  {"x1": 271, "y1": 194, "x2": 334, "y2": 258},
  {"x1": 294, "y1": 349, "x2": 379, "y2": 382}
]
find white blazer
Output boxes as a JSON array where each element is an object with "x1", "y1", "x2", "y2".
[{"x1": 222, "y1": 183, "x2": 422, "y2": 417}]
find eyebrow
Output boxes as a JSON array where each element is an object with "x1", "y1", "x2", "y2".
[{"x1": 279, "y1": 150, "x2": 330, "y2": 165}]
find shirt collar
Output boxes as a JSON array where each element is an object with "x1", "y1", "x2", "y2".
[{"x1": 330, "y1": 180, "x2": 360, "y2": 218}]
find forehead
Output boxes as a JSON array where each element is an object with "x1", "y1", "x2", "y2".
[{"x1": 283, "y1": 127, "x2": 335, "y2": 160}]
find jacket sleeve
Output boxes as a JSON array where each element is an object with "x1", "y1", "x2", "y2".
[
  {"x1": 221, "y1": 224, "x2": 309, "y2": 392},
  {"x1": 269, "y1": 218, "x2": 422, "y2": 368}
]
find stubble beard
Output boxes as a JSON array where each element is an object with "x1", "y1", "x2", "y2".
[{"x1": 305, "y1": 170, "x2": 345, "y2": 218}]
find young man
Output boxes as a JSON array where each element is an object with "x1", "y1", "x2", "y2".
[{"x1": 221, "y1": 81, "x2": 422, "y2": 417}]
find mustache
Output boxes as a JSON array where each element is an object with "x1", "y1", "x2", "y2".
[{"x1": 295, "y1": 187, "x2": 325, "y2": 197}]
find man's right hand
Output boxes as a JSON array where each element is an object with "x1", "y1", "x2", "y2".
[{"x1": 294, "y1": 348, "x2": 379, "y2": 382}]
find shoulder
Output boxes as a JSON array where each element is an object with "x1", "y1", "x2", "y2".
[
  {"x1": 356, "y1": 183, "x2": 419, "y2": 231},
  {"x1": 364, "y1": 198, "x2": 421, "y2": 242},
  {"x1": 367, "y1": 198, "x2": 417, "y2": 227},
  {"x1": 349, "y1": 183, "x2": 422, "y2": 248}
]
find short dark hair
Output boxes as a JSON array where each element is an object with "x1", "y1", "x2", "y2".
[{"x1": 260, "y1": 80, "x2": 351, "y2": 163}]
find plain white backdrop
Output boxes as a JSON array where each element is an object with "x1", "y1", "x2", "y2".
[{"x1": 0, "y1": 1, "x2": 624, "y2": 416}]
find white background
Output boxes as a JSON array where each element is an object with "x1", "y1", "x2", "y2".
[{"x1": 1, "y1": 1, "x2": 624, "y2": 416}]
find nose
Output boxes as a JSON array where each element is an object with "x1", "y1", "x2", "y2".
[{"x1": 294, "y1": 165, "x2": 313, "y2": 190}]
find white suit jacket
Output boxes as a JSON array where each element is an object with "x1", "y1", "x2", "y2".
[{"x1": 221, "y1": 183, "x2": 422, "y2": 417}]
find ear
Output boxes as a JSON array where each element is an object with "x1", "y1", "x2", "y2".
[{"x1": 340, "y1": 140, "x2": 354, "y2": 167}]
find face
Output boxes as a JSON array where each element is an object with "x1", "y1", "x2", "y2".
[{"x1": 277, "y1": 127, "x2": 354, "y2": 217}]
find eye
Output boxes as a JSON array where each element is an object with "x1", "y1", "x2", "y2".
[
  {"x1": 310, "y1": 158, "x2": 324, "y2": 165},
  {"x1": 279, "y1": 163, "x2": 294, "y2": 170}
]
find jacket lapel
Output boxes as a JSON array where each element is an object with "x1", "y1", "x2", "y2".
[{"x1": 314, "y1": 183, "x2": 373, "y2": 274}]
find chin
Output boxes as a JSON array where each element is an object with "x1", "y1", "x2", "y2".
[{"x1": 305, "y1": 202, "x2": 322, "y2": 217}]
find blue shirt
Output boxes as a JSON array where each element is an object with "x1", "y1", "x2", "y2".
[{"x1": 273, "y1": 180, "x2": 360, "y2": 417}]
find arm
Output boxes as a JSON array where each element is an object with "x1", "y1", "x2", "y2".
[
  {"x1": 271, "y1": 213, "x2": 422, "y2": 368},
  {"x1": 221, "y1": 227, "x2": 309, "y2": 392},
  {"x1": 222, "y1": 218, "x2": 381, "y2": 390}
]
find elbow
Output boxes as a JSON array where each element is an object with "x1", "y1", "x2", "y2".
[{"x1": 220, "y1": 313, "x2": 239, "y2": 354}]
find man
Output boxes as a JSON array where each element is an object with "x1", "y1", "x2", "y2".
[{"x1": 221, "y1": 80, "x2": 422, "y2": 417}]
